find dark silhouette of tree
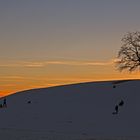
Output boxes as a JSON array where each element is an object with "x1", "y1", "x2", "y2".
[{"x1": 117, "y1": 31, "x2": 140, "y2": 72}]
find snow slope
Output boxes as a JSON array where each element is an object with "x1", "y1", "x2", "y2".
[{"x1": 0, "y1": 80, "x2": 140, "y2": 140}]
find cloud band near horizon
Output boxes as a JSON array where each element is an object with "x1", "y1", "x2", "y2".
[{"x1": 0, "y1": 59, "x2": 116, "y2": 68}]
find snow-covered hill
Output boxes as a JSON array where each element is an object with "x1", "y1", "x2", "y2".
[{"x1": 0, "y1": 80, "x2": 140, "y2": 140}]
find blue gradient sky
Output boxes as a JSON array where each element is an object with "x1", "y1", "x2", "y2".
[{"x1": 0, "y1": 0, "x2": 140, "y2": 95}]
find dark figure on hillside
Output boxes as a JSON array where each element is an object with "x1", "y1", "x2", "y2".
[
  {"x1": 112, "y1": 105, "x2": 118, "y2": 115},
  {"x1": 0, "y1": 104, "x2": 2, "y2": 108},
  {"x1": 115, "y1": 105, "x2": 118, "y2": 114},
  {"x1": 119, "y1": 100, "x2": 124, "y2": 107},
  {"x1": 27, "y1": 101, "x2": 31, "y2": 104},
  {"x1": 113, "y1": 85, "x2": 116, "y2": 88},
  {"x1": 3, "y1": 98, "x2": 7, "y2": 107}
]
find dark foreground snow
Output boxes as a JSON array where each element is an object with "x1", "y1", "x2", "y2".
[
  {"x1": 0, "y1": 80, "x2": 140, "y2": 140},
  {"x1": 0, "y1": 128, "x2": 140, "y2": 140}
]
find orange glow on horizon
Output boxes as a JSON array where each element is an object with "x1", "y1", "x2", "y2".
[
  {"x1": 1, "y1": 1, "x2": 140, "y2": 98},
  {"x1": 0, "y1": 59, "x2": 140, "y2": 97},
  {"x1": 1, "y1": 73, "x2": 140, "y2": 97}
]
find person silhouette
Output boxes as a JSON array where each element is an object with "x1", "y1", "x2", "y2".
[
  {"x1": 0, "y1": 104, "x2": 2, "y2": 108},
  {"x1": 3, "y1": 98, "x2": 7, "y2": 107},
  {"x1": 113, "y1": 85, "x2": 116, "y2": 88},
  {"x1": 119, "y1": 100, "x2": 124, "y2": 107},
  {"x1": 115, "y1": 105, "x2": 118, "y2": 114},
  {"x1": 112, "y1": 105, "x2": 118, "y2": 115},
  {"x1": 27, "y1": 101, "x2": 31, "y2": 104}
]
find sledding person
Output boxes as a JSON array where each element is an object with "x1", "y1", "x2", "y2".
[
  {"x1": 27, "y1": 100, "x2": 31, "y2": 104},
  {"x1": 3, "y1": 98, "x2": 7, "y2": 107},
  {"x1": 0, "y1": 104, "x2": 2, "y2": 108},
  {"x1": 119, "y1": 100, "x2": 124, "y2": 107},
  {"x1": 112, "y1": 105, "x2": 119, "y2": 115},
  {"x1": 113, "y1": 85, "x2": 116, "y2": 88},
  {"x1": 115, "y1": 105, "x2": 118, "y2": 114}
]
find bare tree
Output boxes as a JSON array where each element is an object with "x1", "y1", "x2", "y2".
[{"x1": 117, "y1": 31, "x2": 140, "y2": 72}]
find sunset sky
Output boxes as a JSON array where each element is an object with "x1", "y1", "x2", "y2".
[{"x1": 1, "y1": 0, "x2": 140, "y2": 96}]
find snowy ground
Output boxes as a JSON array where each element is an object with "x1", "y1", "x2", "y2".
[
  {"x1": 0, "y1": 80, "x2": 140, "y2": 140},
  {"x1": 0, "y1": 128, "x2": 140, "y2": 140}
]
